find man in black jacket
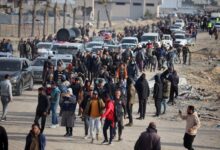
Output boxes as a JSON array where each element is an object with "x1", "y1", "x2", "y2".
[
  {"x1": 135, "y1": 73, "x2": 150, "y2": 120},
  {"x1": 0, "y1": 125, "x2": 8, "y2": 150},
  {"x1": 134, "y1": 122, "x2": 161, "y2": 150},
  {"x1": 34, "y1": 87, "x2": 50, "y2": 133},
  {"x1": 153, "y1": 75, "x2": 163, "y2": 117}
]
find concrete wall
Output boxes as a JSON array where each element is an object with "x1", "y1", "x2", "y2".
[{"x1": 144, "y1": 0, "x2": 160, "y2": 17}]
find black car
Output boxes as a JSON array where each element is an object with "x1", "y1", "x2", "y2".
[{"x1": 0, "y1": 58, "x2": 34, "y2": 96}]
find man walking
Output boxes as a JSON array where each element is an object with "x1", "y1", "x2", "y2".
[
  {"x1": 179, "y1": 105, "x2": 201, "y2": 150},
  {"x1": 153, "y1": 75, "x2": 163, "y2": 117},
  {"x1": 0, "y1": 74, "x2": 13, "y2": 121},
  {"x1": 34, "y1": 87, "x2": 50, "y2": 133},
  {"x1": 134, "y1": 122, "x2": 161, "y2": 150},
  {"x1": 135, "y1": 73, "x2": 150, "y2": 120}
]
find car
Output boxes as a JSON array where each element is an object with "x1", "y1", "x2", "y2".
[
  {"x1": 173, "y1": 33, "x2": 188, "y2": 47},
  {"x1": 0, "y1": 52, "x2": 13, "y2": 58},
  {"x1": 175, "y1": 19, "x2": 185, "y2": 28},
  {"x1": 0, "y1": 58, "x2": 34, "y2": 96},
  {"x1": 162, "y1": 34, "x2": 173, "y2": 48},
  {"x1": 51, "y1": 42, "x2": 84, "y2": 56},
  {"x1": 170, "y1": 25, "x2": 182, "y2": 33},
  {"x1": 140, "y1": 33, "x2": 161, "y2": 47},
  {"x1": 85, "y1": 41, "x2": 104, "y2": 51},
  {"x1": 214, "y1": 22, "x2": 220, "y2": 31},
  {"x1": 36, "y1": 42, "x2": 53, "y2": 56},
  {"x1": 185, "y1": 34, "x2": 195, "y2": 46},
  {"x1": 120, "y1": 37, "x2": 138, "y2": 49}
]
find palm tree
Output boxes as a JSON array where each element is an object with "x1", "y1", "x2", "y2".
[
  {"x1": 100, "y1": 0, "x2": 112, "y2": 27},
  {"x1": 43, "y1": 0, "x2": 50, "y2": 36},
  {"x1": 18, "y1": 0, "x2": 23, "y2": 37},
  {"x1": 31, "y1": 0, "x2": 38, "y2": 37}
]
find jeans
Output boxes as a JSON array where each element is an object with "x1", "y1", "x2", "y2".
[
  {"x1": 1, "y1": 96, "x2": 10, "y2": 119},
  {"x1": 103, "y1": 119, "x2": 114, "y2": 143},
  {"x1": 161, "y1": 99, "x2": 167, "y2": 114},
  {"x1": 84, "y1": 116, "x2": 90, "y2": 136},
  {"x1": 89, "y1": 117, "x2": 101, "y2": 139},
  {"x1": 116, "y1": 119, "x2": 124, "y2": 138},
  {"x1": 34, "y1": 114, "x2": 47, "y2": 133},
  {"x1": 51, "y1": 102, "x2": 59, "y2": 125},
  {"x1": 184, "y1": 133, "x2": 196, "y2": 150}
]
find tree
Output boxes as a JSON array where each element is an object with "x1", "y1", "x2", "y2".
[
  {"x1": 100, "y1": 0, "x2": 112, "y2": 27},
  {"x1": 31, "y1": 0, "x2": 38, "y2": 37},
  {"x1": 54, "y1": 2, "x2": 58, "y2": 33},
  {"x1": 18, "y1": 0, "x2": 23, "y2": 37},
  {"x1": 43, "y1": 0, "x2": 50, "y2": 36}
]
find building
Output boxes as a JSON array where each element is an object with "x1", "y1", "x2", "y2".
[{"x1": 94, "y1": 0, "x2": 161, "y2": 21}]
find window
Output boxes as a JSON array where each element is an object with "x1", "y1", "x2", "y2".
[
  {"x1": 116, "y1": 2, "x2": 126, "y2": 5},
  {"x1": 146, "y1": 3, "x2": 154, "y2": 6},
  {"x1": 133, "y1": 2, "x2": 142, "y2": 6}
]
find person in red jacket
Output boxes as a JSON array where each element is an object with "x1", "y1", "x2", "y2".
[{"x1": 101, "y1": 94, "x2": 115, "y2": 145}]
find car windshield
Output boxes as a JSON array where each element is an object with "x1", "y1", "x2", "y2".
[
  {"x1": 32, "y1": 59, "x2": 56, "y2": 66},
  {"x1": 141, "y1": 36, "x2": 157, "y2": 42},
  {"x1": 37, "y1": 44, "x2": 51, "y2": 49},
  {"x1": 52, "y1": 45, "x2": 78, "y2": 54},
  {"x1": 121, "y1": 39, "x2": 136, "y2": 44},
  {"x1": 62, "y1": 59, "x2": 72, "y2": 63},
  {"x1": 171, "y1": 26, "x2": 179, "y2": 29},
  {"x1": 175, "y1": 35, "x2": 185, "y2": 39},
  {"x1": 86, "y1": 43, "x2": 103, "y2": 48},
  {"x1": 0, "y1": 61, "x2": 21, "y2": 71}
]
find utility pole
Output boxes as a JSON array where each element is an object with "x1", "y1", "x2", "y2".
[{"x1": 63, "y1": 0, "x2": 67, "y2": 28}]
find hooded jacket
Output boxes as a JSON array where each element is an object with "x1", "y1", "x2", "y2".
[
  {"x1": 134, "y1": 127, "x2": 161, "y2": 150},
  {"x1": 101, "y1": 99, "x2": 115, "y2": 127},
  {"x1": 135, "y1": 76, "x2": 150, "y2": 100},
  {"x1": 153, "y1": 75, "x2": 163, "y2": 100}
]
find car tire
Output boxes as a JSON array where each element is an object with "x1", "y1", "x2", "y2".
[
  {"x1": 16, "y1": 82, "x2": 23, "y2": 96},
  {"x1": 28, "y1": 77, "x2": 34, "y2": 91}
]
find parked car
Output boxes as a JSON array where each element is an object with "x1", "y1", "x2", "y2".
[
  {"x1": 0, "y1": 58, "x2": 34, "y2": 96},
  {"x1": 0, "y1": 52, "x2": 13, "y2": 58}
]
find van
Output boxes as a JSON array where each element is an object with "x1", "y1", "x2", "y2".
[{"x1": 140, "y1": 33, "x2": 161, "y2": 46}]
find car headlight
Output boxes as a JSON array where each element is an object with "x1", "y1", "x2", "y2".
[{"x1": 11, "y1": 76, "x2": 19, "y2": 83}]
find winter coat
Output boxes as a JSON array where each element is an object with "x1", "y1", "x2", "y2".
[
  {"x1": 36, "y1": 94, "x2": 50, "y2": 115},
  {"x1": 0, "y1": 126, "x2": 8, "y2": 150},
  {"x1": 60, "y1": 95, "x2": 77, "y2": 127},
  {"x1": 101, "y1": 99, "x2": 115, "y2": 127},
  {"x1": 153, "y1": 75, "x2": 163, "y2": 100},
  {"x1": 50, "y1": 87, "x2": 61, "y2": 103},
  {"x1": 87, "y1": 98, "x2": 105, "y2": 117},
  {"x1": 25, "y1": 132, "x2": 46, "y2": 150},
  {"x1": 114, "y1": 98, "x2": 125, "y2": 122},
  {"x1": 135, "y1": 77, "x2": 150, "y2": 100},
  {"x1": 127, "y1": 84, "x2": 136, "y2": 105},
  {"x1": 162, "y1": 80, "x2": 170, "y2": 99},
  {"x1": 127, "y1": 62, "x2": 139, "y2": 81},
  {"x1": 134, "y1": 127, "x2": 161, "y2": 150}
]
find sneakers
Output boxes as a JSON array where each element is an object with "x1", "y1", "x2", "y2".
[
  {"x1": 84, "y1": 135, "x2": 90, "y2": 140},
  {"x1": 50, "y1": 125, "x2": 57, "y2": 128},
  {"x1": 1, "y1": 117, "x2": 6, "y2": 122},
  {"x1": 102, "y1": 140, "x2": 109, "y2": 145}
]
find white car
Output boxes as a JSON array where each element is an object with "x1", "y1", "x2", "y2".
[
  {"x1": 36, "y1": 42, "x2": 53, "y2": 56},
  {"x1": 140, "y1": 33, "x2": 161, "y2": 47},
  {"x1": 170, "y1": 25, "x2": 182, "y2": 33},
  {"x1": 173, "y1": 33, "x2": 187, "y2": 47},
  {"x1": 214, "y1": 22, "x2": 220, "y2": 31},
  {"x1": 162, "y1": 34, "x2": 173, "y2": 48},
  {"x1": 175, "y1": 19, "x2": 185, "y2": 28},
  {"x1": 85, "y1": 41, "x2": 104, "y2": 51},
  {"x1": 120, "y1": 37, "x2": 138, "y2": 49}
]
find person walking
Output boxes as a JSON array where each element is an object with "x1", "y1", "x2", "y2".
[
  {"x1": 168, "y1": 70, "x2": 179, "y2": 105},
  {"x1": 114, "y1": 89, "x2": 126, "y2": 141},
  {"x1": 153, "y1": 75, "x2": 163, "y2": 117},
  {"x1": 0, "y1": 74, "x2": 13, "y2": 121},
  {"x1": 87, "y1": 90, "x2": 105, "y2": 143},
  {"x1": 182, "y1": 46, "x2": 189, "y2": 65},
  {"x1": 179, "y1": 105, "x2": 201, "y2": 150},
  {"x1": 134, "y1": 122, "x2": 161, "y2": 150},
  {"x1": 101, "y1": 94, "x2": 115, "y2": 145},
  {"x1": 60, "y1": 88, "x2": 77, "y2": 137},
  {"x1": 125, "y1": 78, "x2": 136, "y2": 126},
  {"x1": 49, "y1": 82, "x2": 61, "y2": 128},
  {"x1": 161, "y1": 78, "x2": 170, "y2": 114},
  {"x1": 135, "y1": 73, "x2": 150, "y2": 120},
  {"x1": 0, "y1": 125, "x2": 8, "y2": 150},
  {"x1": 25, "y1": 123, "x2": 46, "y2": 150},
  {"x1": 34, "y1": 87, "x2": 50, "y2": 133}
]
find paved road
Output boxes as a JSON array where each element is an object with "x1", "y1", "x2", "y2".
[{"x1": 0, "y1": 84, "x2": 220, "y2": 150}]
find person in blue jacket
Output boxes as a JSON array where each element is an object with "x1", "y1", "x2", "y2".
[{"x1": 25, "y1": 123, "x2": 46, "y2": 150}]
